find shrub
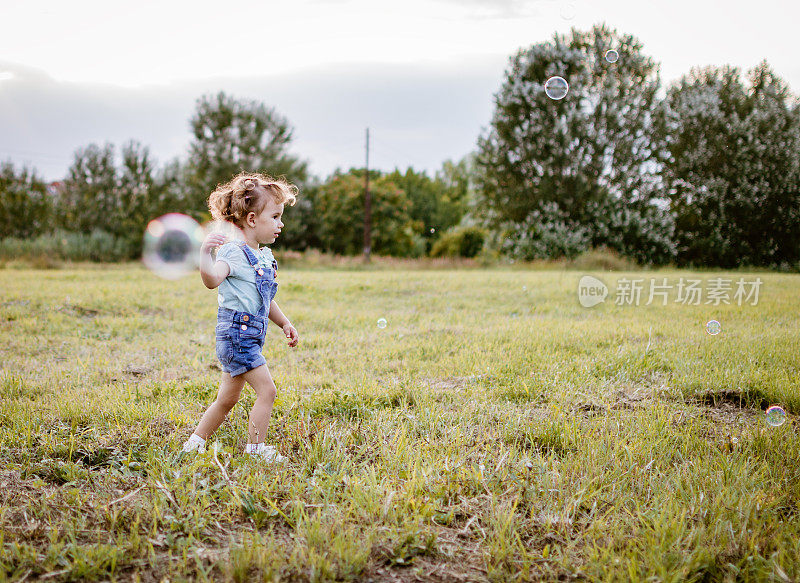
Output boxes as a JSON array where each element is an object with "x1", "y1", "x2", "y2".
[
  {"x1": 430, "y1": 226, "x2": 487, "y2": 258},
  {"x1": 0, "y1": 230, "x2": 138, "y2": 263},
  {"x1": 568, "y1": 247, "x2": 640, "y2": 271}
]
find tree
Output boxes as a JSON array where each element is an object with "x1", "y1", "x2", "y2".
[
  {"x1": 150, "y1": 157, "x2": 194, "y2": 218},
  {"x1": 477, "y1": 23, "x2": 674, "y2": 264},
  {"x1": 436, "y1": 154, "x2": 477, "y2": 228},
  {"x1": 59, "y1": 143, "x2": 118, "y2": 234},
  {"x1": 186, "y1": 91, "x2": 309, "y2": 221},
  {"x1": 59, "y1": 141, "x2": 161, "y2": 234},
  {"x1": 385, "y1": 166, "x2": 469, "y2": 254},
  {"x1": 116, "y1": 141, "x2": 158, "y2": 240},
  {"x1": 0, "y1": 161, "x2": 52, "y2": 239},
  {"x1": 315, "y1": 169, "x2": 419, "y2": 256},
  {"x1": 273, "y1": 179, "x2": 322, "y2": 252},
  {"x1": 656, "y1": 62, "x2": 800, "y2": 268}
]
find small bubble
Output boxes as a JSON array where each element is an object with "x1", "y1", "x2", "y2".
[
  {"x1": 544, "y1": 76, "x2": 569, "y2": 100},
  {"x1": 604, "y1": 49, "x2": 619, "y2": 63},
  {"x1": 705, "y1": 320, "x2": 722, "y2": 335},
  {"x1": 377, "y1": 318, "x2": 387, "y2": 329},
  {"x1": 766, "y1": 405, "x2": 786, "y2": 427},
  {"x1": 560, "y1": 1, "x2": 576, "y2": 19},
  {"x1": 430, "y1": 228, "x2": 435, "y2": 234}
]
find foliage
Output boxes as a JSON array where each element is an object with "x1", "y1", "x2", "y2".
[
  {"x1": 0, "y1": 161, "x2": 52, "y2": 239},
  {"x1": 59, "y1": 143, "x2": 118, "y2": 234},
  {"x1": 430, "y1": 225, "x2": 487, "y2": 258},
  {"x1": 0, "y1": 229, "x2": 137, "y2": 263},
  {"x1": 656, "y1": 61, "x2": 800, "y2": 268},
  {"x1": 185, "y1": 91, "x2": 309, "y2": 219},
  {"x1": 272, "y1": 180, "x2": 323, "y2": 252},
  {"x1": 4, "y1": 37, "x2": 800, "y2": 268},
  {"x1": 386, "y1": 162, "x2": 470, "y2": 254},
  {"x1": 314, "y1": 169, "x2": 421, "y2": 256},
  {"x1": 476, "y1": 24, "x2": 673, "y2": 264},
  {"x1": 57, "y1": 141, "x2": 183, "y2": 257}
]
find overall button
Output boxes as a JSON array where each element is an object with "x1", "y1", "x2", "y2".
[
  {"x1": 242, "y1": 315, "x2": 249, "y2": 322},
  {"x1": 258, "y1": 269, "x2": 264, "y2": 275},
  {"x1": 241, "y1": 324, "x2": 248, "y2": 330}
]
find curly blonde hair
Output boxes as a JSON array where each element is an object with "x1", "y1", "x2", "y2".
[{"x1": 208, "y1": 172, "x2": 298, "y2": 229}]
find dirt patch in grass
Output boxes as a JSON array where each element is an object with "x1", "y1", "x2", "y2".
[{"x1": 146, "y1": 416, "x2": 178, "y2": 439}]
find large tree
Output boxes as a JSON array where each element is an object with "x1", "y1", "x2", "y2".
[
  {"x1": 186, "y1": 92, "x2": 309, "y2": 221},
  {"x1": 656, "y1": 61, "x2": 800, "y2": 268},
  {"x1": 477, "y1": 23, "x2": 675, "y2": 264}
]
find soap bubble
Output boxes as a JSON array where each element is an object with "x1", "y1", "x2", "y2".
[
  {"x1": 766, "y1": 405, "x2": 786, "y2": 427},
  {"x1": 430, "y1": 228, "x2": 435, "y2": 234},
  {"x1": 544, "y1": 76, "x2": 569, "y2": 100},
  {"x1": 705, "y1": 320, "x2": 722, "y2": 335},
  {"x1": 377, "y1": 318, "x2": 387, "y2": 329},
  {"x1": 143, "y1": 213, "x2": 204, "y2": 280},
  {"x1": 203, "y1": 219, "x2": 245, "y2": 243},
  {"x1": 560, "y1": 2, "x2": 576, "y2": 19},
  {"x1": 605, "y1": 50, "x2": 619, "y2": 63}
]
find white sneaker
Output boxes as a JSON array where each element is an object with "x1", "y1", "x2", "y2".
[
  {"x1": 248, "y1": 444, "x2": 287, "y2": 464},
  {"x1": 182, "y1": 439, "x2": 206, "y2": 453}
]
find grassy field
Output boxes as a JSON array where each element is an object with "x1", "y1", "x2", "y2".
[{"x1": 1, "y1": 263, "x2": 799, "y2": 582}]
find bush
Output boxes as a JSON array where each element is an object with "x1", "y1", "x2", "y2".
[
  {"x1": 567, "y1": 247, "x2": 640, "y2": 271},
  {"x1": 497, "y1": 202, "x2": 591, "y2": 261},
  {"x1": 430, "y1": 226, "x2": 486, "y2": 258},
  {"x1": 0, "y1": 230, "x2": 138, "y2": 263}
]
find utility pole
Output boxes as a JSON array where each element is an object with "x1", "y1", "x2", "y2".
[{"x1": 363, "y1": 127, "x2": 371, "y2": 263}]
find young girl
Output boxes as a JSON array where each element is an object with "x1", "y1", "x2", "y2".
[{"x1": 182, "y1": 172, "x2": 300, "y2": 463}]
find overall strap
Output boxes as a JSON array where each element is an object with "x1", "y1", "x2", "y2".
[
  {"x1": 238, "y1": 242, "x2": 260, "y2": 267},
  {"x1": 239, "y1": 242, "x2": 270, "y2": 319}
]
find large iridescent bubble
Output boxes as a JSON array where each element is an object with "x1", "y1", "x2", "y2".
[{"x1": 142, "y1": 213, "x2": 205, "y2": 279}]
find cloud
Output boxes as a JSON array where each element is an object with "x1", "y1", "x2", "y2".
[
  {"x1": 0, "y1": 57, "x2": 507, "y2": 181},
  {"x1": 431, "y1": 0, "x2": 554, "y2": 19}
]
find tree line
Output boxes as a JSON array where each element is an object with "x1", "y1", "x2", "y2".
[{"x1": 2, "y1": 23, "x2": 799, "y2": 268}]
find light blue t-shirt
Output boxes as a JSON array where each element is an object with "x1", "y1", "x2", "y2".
[{"x1": 215, "y1": 242, "x2": 276, "y2": 315}]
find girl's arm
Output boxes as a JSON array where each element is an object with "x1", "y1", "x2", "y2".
[
  {"x1": 268, "y1": 300, "x2": 291, "y2": 328},
  {"x1": 270, "y1": 300, "x2": 299, "y2": 347},
  {"x1": 199, "y1": 234, "x2": 231, "y2": 289}
]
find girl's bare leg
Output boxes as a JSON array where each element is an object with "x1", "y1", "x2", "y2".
[
  {"x1": 193, "y1": 372, "x2": 246, "y2": 440},
  {"x1": 242, "y1": 364, "x2": 277, "y2": 445}
]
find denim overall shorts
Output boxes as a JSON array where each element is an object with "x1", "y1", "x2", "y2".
[{"x1": 215, "y1": 243, "x2": 279, "y2": 377}]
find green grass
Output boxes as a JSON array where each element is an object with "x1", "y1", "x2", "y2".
[{"x1": 0, "y1": 263, "x2": 798, "y2": 582}]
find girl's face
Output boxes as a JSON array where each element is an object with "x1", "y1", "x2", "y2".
[{"x1": 245, "y1": 196, "x2": 284, "y2": 245}]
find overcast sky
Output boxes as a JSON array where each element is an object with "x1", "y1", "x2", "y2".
[{"x1": 1, "y1": 0, "x2": 798, "y2": 182}]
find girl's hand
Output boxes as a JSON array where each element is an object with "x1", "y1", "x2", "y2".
[
  {"x1": 282, "y1": 323, "x2": 299, "y2": 348},
  {"x1": 201, "y1": 232, "x2": 228, "y2": 253}
]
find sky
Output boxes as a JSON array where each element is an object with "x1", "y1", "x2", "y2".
[{"x1": 1, "y1": 0, "x2": 798, "y2": 182}]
